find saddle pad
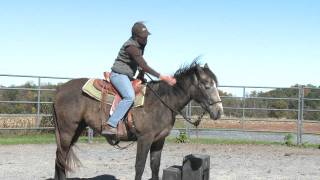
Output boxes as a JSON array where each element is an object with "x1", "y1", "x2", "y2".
[{"x1": 82, "y1": 79, "x2": 146, "y2": 107}]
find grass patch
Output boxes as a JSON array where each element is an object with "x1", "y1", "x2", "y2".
[
  {"x1": 166, "y1": 137, "x2": 282, "y2": 146},
  {"x1": 173, "y1": 119, "x2": 187, "y2": 128},
  {"x1": 0, "y1": 134, "x2": 105, "y2": 145},
  {"x1": 166, "y1": 137, "x2": 320, "y2": 149},
  {"x1": 284, "y1": 133, "x2": 294, "y2": 146},
  {"x1": 0, "y1": 134, "x2": 319, "y2": 149},
  {"x1": 0, "y1": 134, "x2": 56, "y2": 145},
  {"x1": 300, "y1": 142, "x2": 320, "y2": 149}
]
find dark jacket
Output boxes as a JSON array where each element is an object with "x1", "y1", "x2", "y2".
[{"x1": 111, "y1": 38, "x2": 160, "y2": 79}]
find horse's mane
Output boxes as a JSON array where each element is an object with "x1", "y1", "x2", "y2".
[
  {"x1": 174, "y1": 58, "x2": 201, "y2": 80},
  {"x1": 174, "y1": 57, "x2": 218, "y2": 84},
  {"x1": 147, "y1": 57, "x2": 201, "y2": 86},
  {"x1": 147, "y1": 57, "x2": 218, "y2": 97}
]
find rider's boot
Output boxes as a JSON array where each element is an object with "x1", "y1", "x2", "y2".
[{"x1": 101, "y1": 123, "x2": 117, "y2": 135}]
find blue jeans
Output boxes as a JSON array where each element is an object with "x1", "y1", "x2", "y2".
[{"x1": 107, "y1": 72, "x2": 135, "y2": 128}]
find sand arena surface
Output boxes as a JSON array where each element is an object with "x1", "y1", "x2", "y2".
[{"x1": 0, "y1": 142, "x2": 320, "y2": 180}]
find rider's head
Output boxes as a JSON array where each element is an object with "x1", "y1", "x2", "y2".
[{"x1": 131, "y1": 21, "x2": 150, "y2": 46}]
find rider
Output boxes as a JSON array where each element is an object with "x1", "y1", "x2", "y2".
[{"x1": 102, "y1": 22, "x2": 177, "y2": 135}]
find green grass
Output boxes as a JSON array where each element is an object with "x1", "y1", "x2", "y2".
[
  {"x1": 166, "y1": 137, "x2": 320, "y2": 148},
  {"x1": 0, "y1": 134, "x2": 319, "y2": 149},
  {"x1": 0, "y1": 134, "x2": 56, "y2": 145},
  {"x1": 0, "y1": 134, "x2": 104, "y2": 145},
  {"x1": 165, "y1": 136, "x2": 282, "y2": 145},
  {"x1": 173, "y1": 119, "x2": 186, "y2": 128}
]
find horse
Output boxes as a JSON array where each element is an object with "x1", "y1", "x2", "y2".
[{"x1": 53, "y1": 60, "x2": 223, "y2": 180}]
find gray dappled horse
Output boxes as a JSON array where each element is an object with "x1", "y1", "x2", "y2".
[{"x1": 53, "y1": 61, "x2": 223, "y2": 180}]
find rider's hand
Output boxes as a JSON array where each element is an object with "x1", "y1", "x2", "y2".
[{"x1": 160, "y1": 75, "x2": 177, "y2": 86}]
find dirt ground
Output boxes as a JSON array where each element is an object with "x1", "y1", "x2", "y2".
[{"x1": 0, "y1": 142, "x2": 320, "y2": 180}]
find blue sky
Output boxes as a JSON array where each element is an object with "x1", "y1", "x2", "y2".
[{"x1": 1, "y1": 0, "x2": 319, "y2": 87}]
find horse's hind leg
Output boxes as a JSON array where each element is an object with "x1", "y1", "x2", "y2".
[
  {"x1": 149, "y1": 138, "x2": 165, "y2": 180},
  {"x1": 54, "y1": 119, "x2": 86, "y2": 180},
  {"x1": 54, "y1": 128, "x2": 72, "y2": 180},
  {"x1": 55, "y1": 150, "x2": 67, "y2": 180}
]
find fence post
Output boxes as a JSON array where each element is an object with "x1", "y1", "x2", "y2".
[
  {"x1": 36, "y1": 77, "x2": 41, "y2": 127},
  {"x1": 241, "y1": 87, "x2": 246, "y2": 130},
  {"x1": 297, "y1": 85, "x2": 304, "y2": 145},
  {"x1": 88, "y1": 127, "x2": 93, "y2": 143},
  {"x1": 185, "y1": 102, "x2": 191, "y2": 137}
]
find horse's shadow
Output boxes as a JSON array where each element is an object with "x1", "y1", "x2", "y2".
[{"x1": 46, "y1": 174, "x2": 117, "y2": 180}]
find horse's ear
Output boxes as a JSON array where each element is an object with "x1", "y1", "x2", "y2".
[
  {"x1": 196, "y1": 64, "x2": 205, "y2": 78},
  {"x1": 193, "y1": 74, "x2": 198, "y2": 84},
  {"x1": 204, "y1": 63, "x2": 209, "y2": 69}
]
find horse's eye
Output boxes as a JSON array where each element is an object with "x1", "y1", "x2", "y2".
[
  {"x1": 202, "y1": 82, "x2": 210, "y2": 89},
  {"x1": 199, "y1": 81, "x2": 210, "y2": 89}
]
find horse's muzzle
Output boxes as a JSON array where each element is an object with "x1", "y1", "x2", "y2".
[{"x1": 209, "y1": 103, "x2": 223, "y2": 120}]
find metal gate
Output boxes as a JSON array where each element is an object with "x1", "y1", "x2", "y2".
[{"x1": 1, "y1": 74, "x2": 320, "y2": 145}]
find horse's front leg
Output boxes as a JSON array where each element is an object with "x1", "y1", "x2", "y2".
[
  {"x1": 149, "y1": 138, "x2": 165, "y2": 180},
  {"x1": 135, "y1": 134, "x2": 154, "y2": 180}
]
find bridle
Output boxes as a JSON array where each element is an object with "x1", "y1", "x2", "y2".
[
  {"x1": 145, "y1": 73, "x2": 221, "y2": 127},
  {"x1": 198, "y1": 81, "x2": 222, "y2": 107}
]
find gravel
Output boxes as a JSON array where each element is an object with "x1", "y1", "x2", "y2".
[{"x1": 0, "y1": 142, "x2": 320, "y2": 180}]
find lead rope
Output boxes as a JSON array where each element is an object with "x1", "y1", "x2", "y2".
[{"x1": 195, "y1": 111, "x2": 206, "y2": 150}]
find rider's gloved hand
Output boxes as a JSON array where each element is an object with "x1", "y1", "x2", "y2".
[{"x1": 159, "y1": 75, "x2": 177, "y2": 86}]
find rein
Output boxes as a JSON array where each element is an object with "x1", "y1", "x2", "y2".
[
  {"x1": 145, "y1": 74, "x2": 206, "y2": 127},
  {"x1": 114, "y1": 141, "x2": 135, "y2": 150}
]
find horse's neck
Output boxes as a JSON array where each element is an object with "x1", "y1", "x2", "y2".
[
  {"x1": 170, "y1": 77, "x2": 194, "y2": 111},
  {"x1": 169, "y1": 87, "x2": 190, "y2": 112},
  {"x1": 148, "y1": 80, "x2": 191, "y2": 112}
]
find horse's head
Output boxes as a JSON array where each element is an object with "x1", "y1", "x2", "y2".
[
  {"x1": 190, "y1": 63, "x2": 223, "y2": 120},
  {"x1": 174, "y1": 60, "x2": 223, "y2": 120}
]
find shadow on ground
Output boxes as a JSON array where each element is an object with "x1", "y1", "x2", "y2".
[{"x1": 46, "y1": 174, "x2": 118, "y2": 180}]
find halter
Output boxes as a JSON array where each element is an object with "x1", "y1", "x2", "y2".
[{"x1": 145, "y1": 73, "x2": 221, "y2": 127}]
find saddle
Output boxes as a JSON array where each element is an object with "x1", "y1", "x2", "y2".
[
  {"x1": 85, "y1": 72, "x2": 145, "y2": 139},
  {"x1": 93, "y1": 72, "x2": 144, "y2": 99}
]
